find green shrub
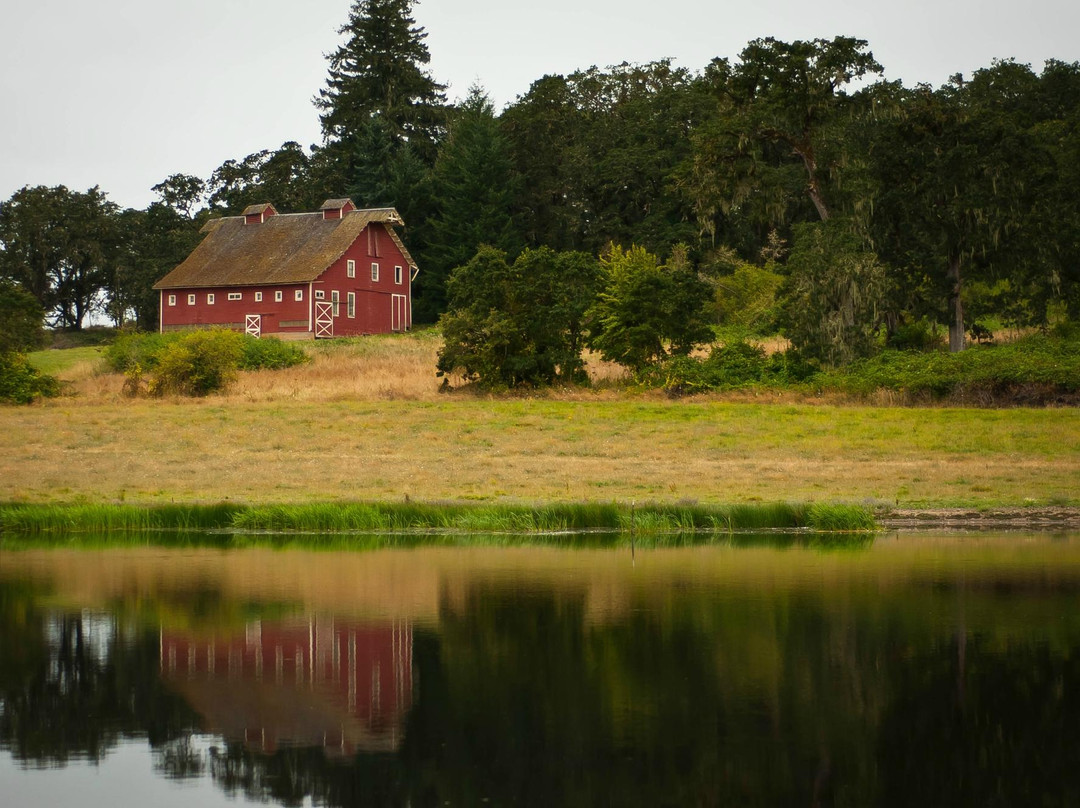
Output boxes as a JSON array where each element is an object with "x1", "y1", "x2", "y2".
[
  {"x1": 106, "y1": 330, "x2": 308, "y2": 395},
  {"x1": 0, "y1": 351, "x2": 60, "y2": 404},
  {"x1": 103, "y1": 330, "x2": 178, "y2": 373},
  {"x1": 887, "y1": 319, "x2": 943, "y2": 351},
  {"x1": 643, "y1": 340, "x2": 824, "y2": 395},
  {"x1": 239, "y1": 336, "x2": 310, "y2": 370},
  {"x1": 148, "y1": 329, "x2": 244, "y2": 396},
  {"x1": 0, "y1": 280, "x2": 45, "y2": 353},
  {"x1": 825, "y1": 331, "x2": 1080, "y2": 398}
]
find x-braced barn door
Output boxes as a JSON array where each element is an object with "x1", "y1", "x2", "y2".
[
  {"x1": 245, "y1": 314, "x2": 261, "y2": 338},
  {"x1": 315, "y1": 301, "x2": 334, "y2": 338}
]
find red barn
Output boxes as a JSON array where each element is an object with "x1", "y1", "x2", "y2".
[{"x1": 153, "y1": 199, "x2": 418, "y2": 339}]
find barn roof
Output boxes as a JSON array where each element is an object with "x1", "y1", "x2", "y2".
[{"x1": 153, "y1": 207, "x2": 416, "y2": 290}]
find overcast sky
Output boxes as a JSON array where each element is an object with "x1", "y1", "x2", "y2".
[{"x1": 2, "y1": 0, "x2": 1077, "y2": 210}]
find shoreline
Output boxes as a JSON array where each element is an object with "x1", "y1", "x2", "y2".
[{"x1": 879, "y1": 506, "x2": 1080, "y2": 530}]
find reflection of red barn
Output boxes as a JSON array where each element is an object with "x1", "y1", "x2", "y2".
[{"x1": 160, "y1": 617, "x2": 412, "y2": 754}]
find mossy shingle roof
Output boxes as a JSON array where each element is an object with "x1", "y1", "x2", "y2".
[{"x1": 153, "y1": 207, "x2": 415, "y2": 290}]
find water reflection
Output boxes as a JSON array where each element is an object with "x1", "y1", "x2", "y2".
[
  {"x1": 160, "y1": 618, "x2": 412, "y2": 755},
  {"x1": 2, "y1": 536, "x2": 1080, "y2": 806}
]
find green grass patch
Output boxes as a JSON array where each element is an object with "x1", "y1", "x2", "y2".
[
  {"x1": 0, "y1": 500, "x2": 876, "y2": 538},
  {"x1": 25, "y1": 346, "x2": 103, "y2": 375}
]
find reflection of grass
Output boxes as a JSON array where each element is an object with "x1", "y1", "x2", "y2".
[
  {"x1": 0, "y1": 528, "x2": 878, "y2": 553},
  {"x1": 1, "y1": 500, "x2": 877, "y2": 537}
]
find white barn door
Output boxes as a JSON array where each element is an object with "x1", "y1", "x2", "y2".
[
  {"x1": 391, "y1": 294, "x2": 407, "y2": 332},
  {"x1": 245, "y1": 314, "x2": 261, "y2": 338},
  {"x1": 315, "y1": 301, "x2": 334, "y2": 338}
]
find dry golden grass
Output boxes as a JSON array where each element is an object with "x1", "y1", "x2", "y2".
[{"x1": 5, "y1": 329, "x2": 1078, "y2": 509}]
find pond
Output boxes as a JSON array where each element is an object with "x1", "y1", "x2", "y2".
[{"x1": 3, "y1": 532, "x2": 1080, "y2": 806}]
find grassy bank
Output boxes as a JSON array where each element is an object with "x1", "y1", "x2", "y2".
[
  {"x1": 3, "y1": 398, "x2": 1076, "y2": 507},
  {"x1": 6, "y1": 331, "x2": 1078, "y2": 510},
  {"x1": 0, "y1": 500, "x2": 876, "y2": 537}
]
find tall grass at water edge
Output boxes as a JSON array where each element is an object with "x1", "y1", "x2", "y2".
[
  {"x1": 0, "y1": 502, "x2": 243, "y2": 533},
  {"x1": 0, "y1": 501, "x2": 877, "y2": 537}
]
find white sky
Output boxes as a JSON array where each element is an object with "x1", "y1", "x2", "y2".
[{"x1": 2, "y1": 0, "x2": 1077, "y2": 210}]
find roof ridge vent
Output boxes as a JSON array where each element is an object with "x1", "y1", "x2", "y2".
[
  {"x1": 320, "y1": 198, "x2": 356, "y2": 220},
  {"x1": 242, "y1": 203, "x2": 278, "y2": 225}
]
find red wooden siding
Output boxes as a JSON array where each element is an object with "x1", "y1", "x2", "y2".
[
  {"x1": 160, "y1": 283, "x2": 311, "y2": 334},
  {"x1": 312, "y1": 223, "x2": 412, "y2": 337}
]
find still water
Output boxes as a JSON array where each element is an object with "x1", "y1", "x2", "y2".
[{"x1": 2, "y1": 533, "x2": 1080, "y2": 806}]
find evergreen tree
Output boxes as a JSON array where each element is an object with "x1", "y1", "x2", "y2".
[
  {"x1": 417, "y1": 86, "x2": 521, "y2": 321},
  {"x1": 315, "y1": 0, "x2": 446, "y2": 169}
]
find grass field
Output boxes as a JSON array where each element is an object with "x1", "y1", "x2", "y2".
[{"x1": 7, "y1": 330, "x2": 1078, "y2": 509}]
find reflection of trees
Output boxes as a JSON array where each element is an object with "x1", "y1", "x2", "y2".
[
  {"x1": 880, "y1": 638, "x2": 1080, "y2": 807},
  {"x1": 0, "y1": 581, "x2": 200, "y2": 764},
  {"x1": 7, "y1": 572, "x2": 1080, "y2": 807},
  {"x1": 154, "y1": 734, "x2": 206, "y2": 780},
  {"x1": 405, "y1": 584, "x2": 886, "y2": 806}
]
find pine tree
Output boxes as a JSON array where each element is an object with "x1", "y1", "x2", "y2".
[
  {"x1": 416, "y1": 86, "x2": 522, "y2": 321},
  {"x1": 315, "y1": 0, "x2": 445, "y2": 166}
]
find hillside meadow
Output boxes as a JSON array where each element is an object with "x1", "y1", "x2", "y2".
[{"x1": 4, "y1": 329, "x2": 1078, "y2": 509}]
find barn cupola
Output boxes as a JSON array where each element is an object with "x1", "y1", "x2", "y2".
[
  {"x1": 242, "y1": 203, "x2": 278, "y2": 224},
  {"x1": 320, "y1": 198, "x2": 356, "y2": 221}
]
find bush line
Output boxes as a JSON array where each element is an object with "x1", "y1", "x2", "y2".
[{"x1": 0, "y1": 501, "x2": 876, "y2": 536}]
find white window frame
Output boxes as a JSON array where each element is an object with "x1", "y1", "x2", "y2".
[
  {"x1": 207, "y1": 293, "x2": 215, "y2": 305},
  {"x1": 394, "y1": 265, "x2": 403, "y2": 285},
  {"x1": 294, "y1": 289, "x2": 303, "y2": 301},
  {"x1": 371, "y1": 262, "x2": 379, "y2": 282},
  {"x1": 168, "y1": 294, "x2": 176, "y2": 306},
  {"x1": 228, "y1": 292, "x2": 242, "y2": 301},
  {"x1": 315, "y1": 290, "x2": 325, "y2": 300},
  {"x1": 275, "y1": 290, "x2": 283, "y2": 302},
  {"x1": 347, "y1": 291, "x2": 355, "y2": 318},
  {"x1": 331, "y1": 290, "x2": 340, "y2": 317},
  {"x1": 347, "y1": 259, "x2": 356, "y2": 278},
  {"x1": 187, "y1": 294, "x2": 195, "y2": 305},
  {"x1": 254, "y1": 291, "x2": 263, "y2": 302}
]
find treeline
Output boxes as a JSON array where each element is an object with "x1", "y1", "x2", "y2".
[{"x1": 2, "y1": 0, "x2": 1078, "y2": 366}]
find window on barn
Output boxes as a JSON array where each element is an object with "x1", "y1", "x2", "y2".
[
  {"x1": 275, "y1": 290, "x2": 283, "y2": 302},
  {"x1": 347, "y1": 292, "x2": 355, "y2": 318},
  {"x1": 228, "y1": 292, "x2": 242, "y2": 301},
  {"x1": 315, "y1": 290, "x2": 325, "y2": 300},
  {"x1": 331, "y1": 290, "x2": 340, "y2": 317},
  {"x1": 168, "y1": 294, "x2": 176, "y2": 306},
  {"x1": 255, "y1": 291, "x2": 263, "y2": 302},
  {"x1": 347, "y1": 259, "x2": 355, "y2": 278},
  {"x1": 371, "y1": 263, "x2": 379, "y2": 282},
  {"x1": 294, "y1": 289, "x2": 303, "y2": 301},
  {"x1": 395, "y1": 265, "x2": 403, "y2": 285},
  {"x1": 207, "y1": 293, "x2": 215, "y2": 305},
  {"x1": 187, "y1": 294, "x2": 195, "y2": 305}
]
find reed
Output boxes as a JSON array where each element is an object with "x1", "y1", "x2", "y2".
[
  {"x1": 805, "y1": 503, "x2": 879, "y2": 532},
  {"x1": 0, "y1": 502, "x2": 243, "y2": 534},
  {"x1": 0, "y1": 500, "x2": 875, "y2": 537}
]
